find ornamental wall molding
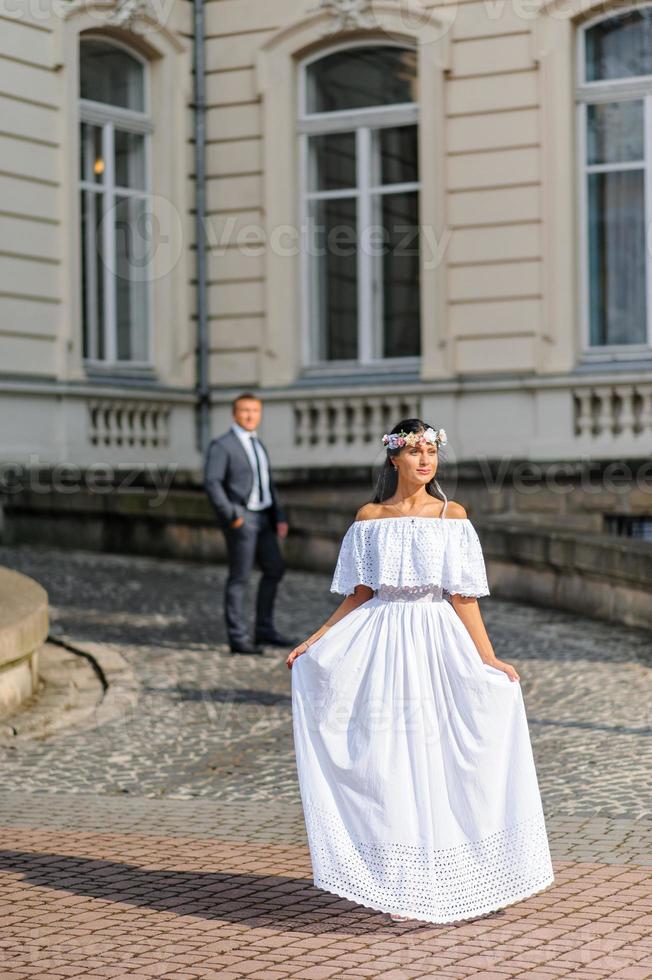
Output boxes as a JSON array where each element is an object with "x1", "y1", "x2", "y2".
[
  {"x1": 302, "y1": 0, "x2": 444, "y2": 40},
  {"x1": 61, "y1": 0, "x2": 185, "y2": 51},
  {"x1": 105, "y1": 0, "x2": 161, "y2": 33},
  {"x1": 307, "y1": 0, "x2": 379, "y2": 33},
  {"x1": 259, "y1": 0, "x2": 453, "y2": 76}
]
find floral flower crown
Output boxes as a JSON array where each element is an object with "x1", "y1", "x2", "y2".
[{"x1": 382, "y1": 427, "x2": 447, "y2": 450}]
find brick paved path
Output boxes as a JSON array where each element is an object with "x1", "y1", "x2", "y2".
[{"x1": 0, "y1": 544, "x2": 651, "y2": 979}]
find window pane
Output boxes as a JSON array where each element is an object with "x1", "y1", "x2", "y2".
[
  {"x1": 306, "y1": 46, "x2": 417, "y2": 113},
  {"x1": 376, "y1": 191, "x2": 420, "y2": 357},
  {"x1": 308, "y1": 132, "x2": 356, "y2": 191},
  {"x1": 373, "y1": 125, "x2": 418, "y2": 185},
  {"x1": 588, "y1": 170, "x2": 646, "y2": 345},
  {"x1": 115, "y1": 130, "x2": 146, "y2": 189},
  {"x1": 114, "y1": 196, "x2": 150, "y2": 361},
  {"x1": 80, "y1": 39, "x2": 145, "y2": 111},
  {"x1": 586, "y1": 9, "x2": 652, "y2": 82},
  {"x1": 309, "y1": 197, "x2": 358, "y2": 360},
  {"x1": 587, "y1": 101, "x2": 644, "y2": 165},
  {"x1": 80, "y1": 188, "x2": 105, "y2": 359},
  {"x1": 80, "y1": 122, "x2": 105, "y2": 184}
]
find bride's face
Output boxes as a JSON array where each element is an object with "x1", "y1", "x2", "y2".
[{"x1": 394, "y1": 439, "x2": 438, "y2": 484}]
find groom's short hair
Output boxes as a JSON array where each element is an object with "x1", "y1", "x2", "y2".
[{"x1": 232, "y1": 391, "x2": 261, "y2": 411}]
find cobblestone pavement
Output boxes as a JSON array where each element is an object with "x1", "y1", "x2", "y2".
[{"x1": 0, "y1": 543, "x2": 651, "y2": 979}]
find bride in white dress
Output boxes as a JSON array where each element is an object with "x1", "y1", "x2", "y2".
[{"x1": 286, "y1": 419, "x2": 555, "y2": 924}]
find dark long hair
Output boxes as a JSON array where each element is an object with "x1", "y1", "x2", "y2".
[{"x1": 372, "y1": 417, "x2": 448, "y2": 504}]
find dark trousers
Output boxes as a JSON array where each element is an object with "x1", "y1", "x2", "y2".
[{"x1": 223, "y1": 507, "x2": 285, "y2": 644}]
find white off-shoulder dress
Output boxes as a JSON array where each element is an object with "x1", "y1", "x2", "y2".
[{"x1": 291, "y1": 499, "x2": 555, "y2": 923}]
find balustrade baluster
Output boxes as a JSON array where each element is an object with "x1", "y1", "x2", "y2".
[
  {"x1": 592, "y1": 386, "x2": 614, "y2": 438},
  {"x1": 637, "y1": 385, "x2": 652, "y2": 436},
  {"x1": 294, "y1": 400, "x2": 308, "y2": 446},
  {"x1": 614, "y1": 385, "x2": 636, "y2": 439},
  {"x1": 573, "y1": 388, "x2": 593, "y2": 437}
]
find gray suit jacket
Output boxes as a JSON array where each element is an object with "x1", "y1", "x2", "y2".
[{"x1": 204, "y1": 429, "x2": 288, "y2": 529}]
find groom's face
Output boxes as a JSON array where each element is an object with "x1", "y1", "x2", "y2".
[{"x1": 233, "y1": 398, "x2": 262, "y2": 431}]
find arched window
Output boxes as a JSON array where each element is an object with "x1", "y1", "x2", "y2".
[
  {"x1": 578, "y1": 6, "x2": 652, "y2": 351},
  {"x1": 79, "y1": 37, "x2": 152, "y2": 364},
  {"x1": 299, "y1": 44, "x2": 420, "y2": 367}
]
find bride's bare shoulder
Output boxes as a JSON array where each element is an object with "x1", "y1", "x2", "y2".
[
  {"x1": 354, "y1": 502, "x2": 384, "y2": 522},
  {"x1": 354, "y1": 500, "x2": 469, "y2": 521}
]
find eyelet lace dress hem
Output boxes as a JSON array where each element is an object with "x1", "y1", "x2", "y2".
[{"x1": 304, "y1": 800, "x2": 555, "y2": 924}]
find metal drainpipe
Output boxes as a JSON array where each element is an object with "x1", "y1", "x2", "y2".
[{"x1": 193, "y1": 0, "x2": 210, "y2": 455}]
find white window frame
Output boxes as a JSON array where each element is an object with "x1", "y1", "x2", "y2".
[
  {"x1": 298, "y1": 40, "x2": 421, "y2": 373},
  {"x1": 79, "y1": 35, "x2": 154, "y2": 368},
  {"x1": 577, "y1": 3, "x2": 652, "y2": 360}
]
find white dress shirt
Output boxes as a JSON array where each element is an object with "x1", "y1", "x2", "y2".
[{"x1": 231, "y1": 421, "x2": 273, "y2": 510}]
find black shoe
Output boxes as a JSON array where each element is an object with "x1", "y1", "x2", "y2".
[
  {"x1": 254, "y1": 631, "x2": 296, "y2": 648},
  {"x1": 229, "y1": 640, "x2": 264, "y2": 655}
]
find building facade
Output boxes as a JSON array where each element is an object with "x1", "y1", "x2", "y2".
[{"x1": 1, "y1": 0, "x2": 651, "y2": 499}]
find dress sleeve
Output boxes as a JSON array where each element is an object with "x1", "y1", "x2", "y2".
[
  {"x1": 330, "y1": 524, "x2": 369, "y2": 597},
  {"x1": 441, "y1": 521, "x2": 490, "y2": 598}
]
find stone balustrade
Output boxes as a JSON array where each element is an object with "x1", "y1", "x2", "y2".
[
  {"x1": 292, "y1": 394, "x2": 422, "y2": 450},
  {"x1": 88, "y1": 399, "x2": 171, "y2": 449},
  {"x1": 572, "y1": 381, "x2": 652, "y2": 442}
]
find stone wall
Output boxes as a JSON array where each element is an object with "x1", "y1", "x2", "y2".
[{"x1": 1, "y1": 471, "x2": 650, "y2": 631}]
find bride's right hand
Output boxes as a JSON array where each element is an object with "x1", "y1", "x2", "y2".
[
  {"x1": 483, "y1": 656, "x2": 520, "y2": 682},
  {"x1": 286, "y1": 641, "x2": 310, "y2": 669}
]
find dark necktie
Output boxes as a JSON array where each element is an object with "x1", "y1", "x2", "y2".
[{"x1": 249, "y1": 434, "x2": 265, "y2": 501}]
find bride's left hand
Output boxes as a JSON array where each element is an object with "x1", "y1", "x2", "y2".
[{"x1": 483, "y1": 656, "x2": 520, "y2": 682}]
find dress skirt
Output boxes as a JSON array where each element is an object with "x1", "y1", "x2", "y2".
[{"x1": 291, "y1": 589, "x2": 555, "y2": 923}]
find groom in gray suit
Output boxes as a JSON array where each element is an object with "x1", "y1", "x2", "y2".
[{"x1": 204, "y1": 392, "x2": 295, "y2": 655}]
